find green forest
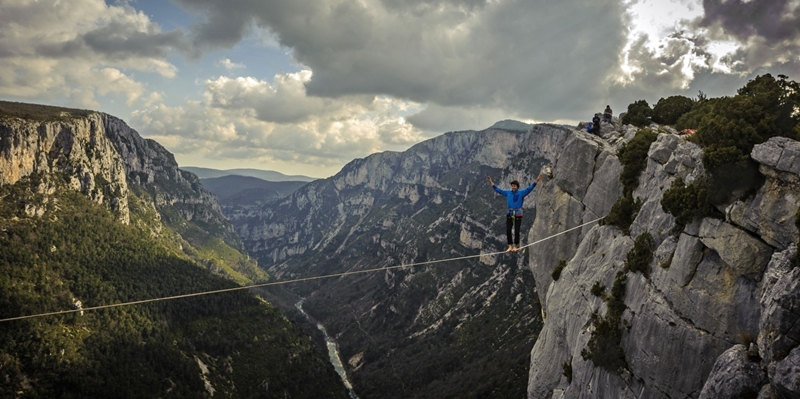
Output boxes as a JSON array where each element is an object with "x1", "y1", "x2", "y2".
[{"x1": 0, "y1": 176, "x2": 348, "y2": 398}]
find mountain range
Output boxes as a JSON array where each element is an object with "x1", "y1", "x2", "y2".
[
  {"x1": 182, "y1": 166, "x2": 317, "y2": 182},
  {"x1": 2, "y1": 74, "x2": 800, "y2": 399},
  {"x1": 200, "y1": 175, "x2": 308, "y2": 207}
]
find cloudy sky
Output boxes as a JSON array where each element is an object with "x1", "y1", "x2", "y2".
[{"x1": 1, "y1": 0, "x2": 799, "y2": 177}]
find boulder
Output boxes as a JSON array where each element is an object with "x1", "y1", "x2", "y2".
[
  {"x1": 647, "y1": 133, "x2": 680, "y2": 165},
  {"x1": 699, "y1": 218, "x2": 773, "y2": 280},
  {"x1": 758, "y1": 248, "x2": 800, "y2": 367},
  {"x1": 773, "y1": 346, "x2": 800, "y2": 397},
  {"x1": 698, "y1": 344, "x2": 767, "y2": 399},
  {"x1": 554, "y1": 133, "x2": 600, "y2": 199},
  {"x1": 757, "y1": 384, "x2": 781, "y2": 399},
  {"x1": 724, "y1": 138, "x2": 800, "y2": 250},
  {"x1": 751, "y1": 137, "x2": 800, "y2": 176}
]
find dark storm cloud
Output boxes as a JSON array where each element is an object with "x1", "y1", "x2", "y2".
[
  {"x1": 700, "y1": 0, "x2": 800, "y2": 42},
  {"x1": 36, "y1": 21, "x2": 189, "y2": 59},
  {"x1": 83, "y1": 22, "x2": 189, "y2": 58},
  {"x1": 173, "y1": 0, "x2": 628, "y2": 122}
]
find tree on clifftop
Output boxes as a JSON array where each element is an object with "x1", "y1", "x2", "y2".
[
  {"x1": 621, "y1": 100, "x2": 653, "y2": 128},
  {"x1": 695, "y1": 74, "x2": 800, "y2": 201},
  {"x1": 652, "y1": 95, "x2": 694, "y2": 126}
]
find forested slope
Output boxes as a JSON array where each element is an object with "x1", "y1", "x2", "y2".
[{"x1": 0, "y1": 102, "x2": 349, "y2": 398}]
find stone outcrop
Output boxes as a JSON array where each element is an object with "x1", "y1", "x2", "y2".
[
  {"x1": 751, "y1": 137, "x2": 800, "y2": 177},
  {"x1": 0, "y1": 112, "x2": 130, "y2": 222},
  {"x1": 698, "y1": 345, "x2": 766, "y2": 399},
  {"x1": 529, "y1": 131, "x2": 623, "y2": 308},
  {"x1": 527, "y1": 120, "x2": 800, "y2": 398},
  {"x1": 729, "y1": 137, "x2": 800, "y2": 250}
]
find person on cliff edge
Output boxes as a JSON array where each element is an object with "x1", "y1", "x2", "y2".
[{"x1": 487, "y1": 175, "x2": 543, "y2": 252}]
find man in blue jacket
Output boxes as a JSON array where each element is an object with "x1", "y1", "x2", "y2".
[{"x1": 487, "y1": 175, "x2": 543, "y2": 252}]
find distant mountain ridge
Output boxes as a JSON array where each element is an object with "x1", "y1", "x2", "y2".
[
  {"x1": 201, "y1": 175, "x2": 307, "y2": 205},
  {"x1": 488, "y1": 119, "x2": 533, "y2": 131},
  {"x1": 183, "y1": 166, "x2": 316, "y2": 182}
]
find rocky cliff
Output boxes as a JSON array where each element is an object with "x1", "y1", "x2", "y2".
[
  {"x1": 0, "y1": 100, "x2": 260, "y2": 283},
  {"x1": 527, "y1": 122, "x2": 800, "y2": 398},
  {"x1": 0, "y1": 109, "x2": 130, "y2": 222}
]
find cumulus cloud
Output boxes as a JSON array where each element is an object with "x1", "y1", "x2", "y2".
[
  {"x1": 0, "y1": 0, "x2": 184, "y2": 107},
  {"x1": 131, "y1": 70, "x2": 428, "y2": 173},
  {"x1": 172, "y1": 0, "x2": 629, "y2": 121},
  {"x1": 217, "y1": 58, "x2": 246, "y2": 69}
]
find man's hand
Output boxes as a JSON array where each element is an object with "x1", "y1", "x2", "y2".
[
  {"x1": 486, "y1": 176, "x2": 494, "y2": 185},
  {"x1": 536, "y1": 174, "x2": 544, "y2": 183}
]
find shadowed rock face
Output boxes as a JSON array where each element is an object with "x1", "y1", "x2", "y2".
[{"x1": 526, "y1": 122, "x2": 800, "y2": 399}]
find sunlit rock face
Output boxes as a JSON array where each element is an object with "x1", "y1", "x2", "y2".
[{"x1": 526, "y1": 123, "x2": 800, "y2": 399}]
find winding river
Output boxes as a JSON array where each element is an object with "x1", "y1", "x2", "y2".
[{"x1": 295, "y1": 299, "x2": 358, "y2": 399}]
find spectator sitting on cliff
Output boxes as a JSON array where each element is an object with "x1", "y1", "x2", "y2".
[
  {"x1": 603, "y1": 105, "x2": 613, "y2": 123},
  {"x1": 591, "y1": 113, "x2": 602, "y2": 134},
  {"x1": 487, "y1": 175, "x2": 543, "y2": 252}
]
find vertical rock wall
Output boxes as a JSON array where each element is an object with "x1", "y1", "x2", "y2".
[
  {"x1": 0, "y1": 113, "x2": 130, "y2": 222},
  {"x1": 527, "y1": 126, "x2": 800, "y2": 398}
]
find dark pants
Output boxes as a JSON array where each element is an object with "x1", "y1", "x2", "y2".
[{"x1": 506, "y1": 214, "x2": 522, "y2": 245}]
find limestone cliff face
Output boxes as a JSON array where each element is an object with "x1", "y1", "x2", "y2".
[
  {"x1": 0, "y1": 112, "x2": 130, "y2": 222},
  {"x1": 527, "y1": 124, "x2": 800, "y2": 398},
  {"x1": 0, "y1": 102, "x2": 244, "y2": 259},
  {"x1": 101, "y1": 114, "x2": 241, "y2": 249}
]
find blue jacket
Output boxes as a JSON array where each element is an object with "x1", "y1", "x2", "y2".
[{"x1": 493, "y1": 183, "x2": 536, "y2": 215}]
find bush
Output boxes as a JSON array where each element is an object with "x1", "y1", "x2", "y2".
[
  {"x1": 627, "y1": 232, "x2": 654, "y2": 277},
  {"x1": 603, "y1": 195, "x2": 642, "y2": 235},
  {"x1": 675, "y1": 95, "x2": 718, "y2": 131},
  {"x1": 581, "y1": 271, "x2": 628, "y2": 373},
  {"x1": 661, "y1": 177, "x2": 714, "y2": 231},
  {"x1": 552, "y1": 259, "x2": 566, "y2": 281},
  {"x1": 618, "y1": 129, "x2": 659, "y2": 196},
  {"x1": 590, "y1": 281, "x2": 605, "y2": 297},
  {"x1": 621, "y1": 100, "x2": 654, "y2": 128},
  {"x1": 652, "y1": 95, "x2": 694, "y2": 125},
  {"x1": 694, "y1": 74, "x2": 800, "y2": 203}
]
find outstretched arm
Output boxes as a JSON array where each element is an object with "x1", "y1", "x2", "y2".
[
  {"x1": 488, "y1": 176, "x2": 505, "y2": 195},
  {"x1": 521, "y1": 175, "x2": 544, "y2": 196}
]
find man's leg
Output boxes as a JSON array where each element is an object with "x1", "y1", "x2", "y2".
[
  {"x1": 514, "y1": 216, "x2": 522, "y2": 247},
  {"x1": 506, "y1": 215, "x2": 514, "y2": 251}
]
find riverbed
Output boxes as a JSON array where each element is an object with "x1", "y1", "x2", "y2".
[{"x1": 295, "y1": 299, "x2": 358, "y2": 399}]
